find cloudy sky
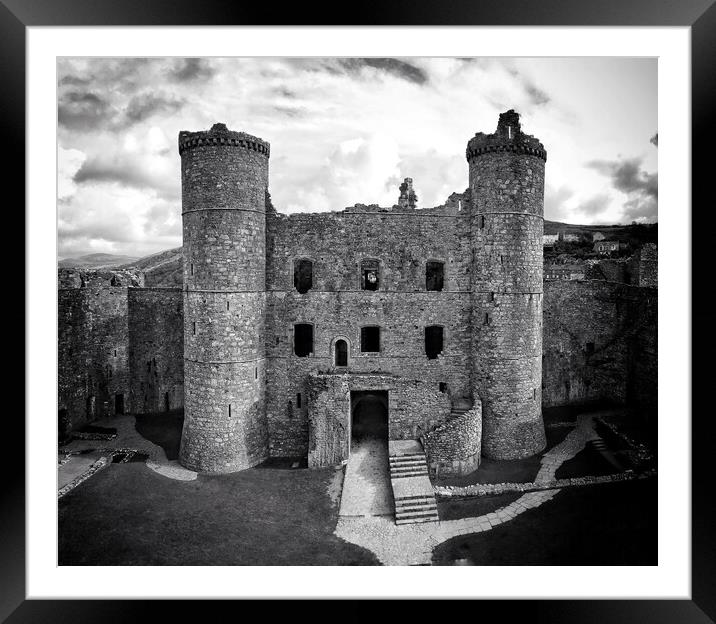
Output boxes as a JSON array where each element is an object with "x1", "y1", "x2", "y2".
[{"x1": 57, "y1": 57, "x2": 657, "y2": 259}]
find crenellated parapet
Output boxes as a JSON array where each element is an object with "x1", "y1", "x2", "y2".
[
  {"x1": 178, "y1": 123, "x2": 270, "y2": 157},
  {"x1": 466, "y1": 109, "x2": 547, "y2": 162}
]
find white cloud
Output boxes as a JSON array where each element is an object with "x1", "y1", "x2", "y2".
[{"x1": 57, "y1": 57, "x2": 657, "y2": 257}]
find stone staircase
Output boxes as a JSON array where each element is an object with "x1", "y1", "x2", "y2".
[{"x1": 388, "y1": 440, "x2": 439, "y2": 526}]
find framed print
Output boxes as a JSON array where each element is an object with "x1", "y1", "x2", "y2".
[{"x1": 9, "y1": 0, "x2": 715, "y2": 620}]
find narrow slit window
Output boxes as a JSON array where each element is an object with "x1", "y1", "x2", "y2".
[
  {"x1": 484, "y1": 313, "x2": 490, "y2": 325},
  {"x1": 190, "y1": 263, "x2": 194, "y2": 276},
  {"x1": 297, "y1": 393, "x2": 302, "y2": 408},
  {"x1": 360, "y1": 326, "x2": 380, "y2": 352},
  {"x1": 293, "y1": 323, "x2": 313, "y2": 357},
  {"x1": 361, "y1": 259, "x2": 380, "y2": 291},
  {"x1": 425, "y1": 326, "x2": 444, "y2": 360},
  {"x1": 335, "y1": 339, "x2": 348, "y2": 366},
  {"x1": 585, "y1": 342, "x2": 595, "y2": 355},
  {"x1": 480, "y1": 215, "x2": 485, "y2": 229},
  {"x1": 255, "y1": 367, "x2": 258, "y2": 379},
  {"x1": 228, "y1": 404, "x2": 232, "y2": 418},
  {"x1": 294, "y1": 259, "x2": 313, "y2": 294},
  {"x1": 192, "y1": 321, "x2": 196, "y2": 335},
  {"x1": 227, "y1": 300, "x2": 230, "y2": 311},
  {"x1": 426, "y1": 261, "x2": 444, "y2": 291}
]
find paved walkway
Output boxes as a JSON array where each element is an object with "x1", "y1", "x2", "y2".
[
  {"x1": 335, "y1": 414, "x2": 600, "y2": 565},
  {"x1": 338, "y1": 437, "x2": 394, "y2": 517},
  {"x1": 58, "y1": 413, "x2": 197, "y2": 493}
]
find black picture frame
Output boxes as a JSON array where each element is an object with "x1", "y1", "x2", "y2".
[{"x1": 8, "y1": 0, "x2": 714, "y2": 620}]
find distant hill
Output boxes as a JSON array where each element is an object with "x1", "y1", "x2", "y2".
[
  {"x1": 58, "y1": 253, "x2": 139, "y2": 269},
  {"x1": 117, "y1": 247, "x2": 183, "y2": 287}
]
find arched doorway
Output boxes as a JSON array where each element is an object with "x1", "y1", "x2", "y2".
[{"x1": 350, "y1": 390, "x2": 388, "y2": 444}]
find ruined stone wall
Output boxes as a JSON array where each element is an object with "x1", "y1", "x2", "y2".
[
  {"x1": 306, "y1": 372, "x2": 452, "y2": 467},
  {"x1": 542, "y1": 281, "x2": 657, "y2": 415},
  {"x1": 468, "y1": 110, "x2": 547, "y2": 460},
  {"x1": 179, "y1": 123, "x2": 269, "y2": 473},
  {"x1": 128, "y1": 288, "x2": 184, "y2": 415},
  {"x1": 421, "y1": 401, "x2": 482, "y2": 478},
  {"x1": 265, "y1": 204, "x2": 471, "y2": 457},
  {"x1": 57, "y1": 269, "x2": 143, "y2": 434}
]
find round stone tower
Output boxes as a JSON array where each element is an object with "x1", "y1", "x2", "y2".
[
  {"x1": 178, "y1": 123, "x2": 269, "y2": 473},
  {"x1": 468, "y1": 110, "x2": 547, "y2": 460}
]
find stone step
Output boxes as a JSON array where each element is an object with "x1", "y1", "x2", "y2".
[
  {"x1": 395, "y1": 494, "x2": 436, "y2": 504},
  {"x1": 390, "y1": 462, "x2": 427, "y2": 470},
  {"x1": 391, "y1": 472, "x2": 428, "y2": 479},
  {"x1": 395, "y1": 503, "x2": 438, "y2": 514},
  {"x1": 390, "y1": 457, "x2": 427, "y2": 464},
  {"x1": 389, "y1": 460, "x2": 426, "y2": 468},
  {"x1": 395, "y1": 514, "x2": 439, "y2": 525},
  {"x1": 389, "y1": 454, "x2": 425, "y2": 461}
]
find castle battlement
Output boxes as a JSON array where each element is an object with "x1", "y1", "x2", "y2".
[
  {"x1": 178, "y1": 123, "x2": 270, "y2": 157},
  {"x1": 466, "y1": 109, "x2": 547, "y2": 162}
]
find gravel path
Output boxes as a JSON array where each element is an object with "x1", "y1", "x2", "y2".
[{"x1": 335, "y1": 414, "x2": 599, "y2": 565}]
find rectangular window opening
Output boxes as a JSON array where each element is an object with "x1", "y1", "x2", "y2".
[
  {"x1": 294, "y1": 259, "x2": 313, "y2": 294},
  {"x1": 297, "y1": 393, "x2": 302, "y2": 408},
  {"x1": 361, "y1": 259, "x2": 380, "y2": 291},
  {"x1": 425, "y1": 326, "x2": 444, "y2": 360},
  {"x1": 293, "y1": 323, "x2": 314, "y2": 357},
  {"x1": 360, "y1": 326, "x2": 381, "y2": 352},
  {"x1": 426, "y1": 261, "x2": 444, "y2": 291},
  {"x1": 439, "y1": 382, "x2": 447, "y2": 393}
]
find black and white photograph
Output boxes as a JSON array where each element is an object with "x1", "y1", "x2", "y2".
[{"x1": 55, "y1": 55, "x2": 660, "y2": 567}]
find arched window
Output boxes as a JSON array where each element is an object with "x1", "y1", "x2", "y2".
[
  {"x1": 426, "y1": 261, "x2": 444, "y2": 291},
  {"x1": 293, "y1": 323, "x2": 313, "y2": 357},
  {"x1": 361, "y1": 259, "x2": 380, "y2": 291},
  {"x1": 335, "y1": 339, "x2": 348, "y2": 366},
  {"x1": 294, "y1": 259, "x2": 313, "y2": 294},
  {"x1": 425, "y1": 325, "x2": 444, "y2": 359}
]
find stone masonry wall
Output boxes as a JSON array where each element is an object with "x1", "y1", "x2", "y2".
[
  {"x1": 468, "y1": 110, "x2": 547, "y2": 460},
  {"x1": 265, "y1": 203, "x2": 471, "y2": 457},
  {"x1": 306, "y1": 372, "x2": 452, "y2": 468},
  {"x1": 542, "y1": 280, "x2": 657, "y2": 415},
  {"x1": 421, "y1": 401, "x2": 482, "y2": 478},
  {"x1": 128, "y1": 288, "x2": 184, "y2": 415},
  {"x1": 58, "y1": 269, "x2": 143, "y2": 434},
  {"x1": 179, "y1": 123, "x2": 269, "y2": 473}
]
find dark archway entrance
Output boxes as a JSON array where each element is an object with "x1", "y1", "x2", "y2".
[{"x1": 350, "y1": 390, "x2": 388, "y2": 444}]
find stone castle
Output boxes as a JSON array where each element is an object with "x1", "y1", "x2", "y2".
[{"x1": 58, "y1": 110, "x2": 658, "y2": 477}]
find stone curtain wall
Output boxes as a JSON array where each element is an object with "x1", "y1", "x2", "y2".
[
  {"x1": 542, "y1": 280, "x2": 657, "y2": 415},
  {"x1": 306, "y1": 372, "x2": 452, "y2": 467},
  {"x1": 468, "y1": 110, "x2": 547, "y2": 460},
  {"x1": 179, "y1": 123, "x2": 270, "y2": 473},
  {"x1": 265, "y1": 203, "x2": 471, "y2": 457},
  {"x1": 58, "y1": 269, "x2": 143, "y2": 433},
  {"x1": 421, "y1": 401, "x2": 482, "y2": 477},
  {"x1": 128, "y1": 288, "x2": 184, "y2": 415}
]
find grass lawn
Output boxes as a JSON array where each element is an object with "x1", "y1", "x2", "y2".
[
  {"x1": 438, "y1": 492, "x2": 523, "y2": 521},
  {"x1": 432, "y1": 478, "x2": 657, "y2": 565},
  {"x1": 434, "y1": 424, "x2": 570, "y2": 487},
  {"x1": 58, "y1": 462, "x2": 379, "y2": 565}
]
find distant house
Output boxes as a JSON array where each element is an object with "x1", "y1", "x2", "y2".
[
  {"x1": 544, "y1": 264, "x2": 585, "y2": 281},
  {"x1": 561, "y1": 233, "x2": 581, "y2": 243},
  {"x1": 543, "y1": 234, "x2": 559, "y2": 247},
  {"x1": 593, "y1": 240, "x2": 628, "y2": 255}
]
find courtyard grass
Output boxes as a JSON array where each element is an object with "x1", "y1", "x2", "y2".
[
  {"x1": 58, "y1": 461, "x2": 379, "y2": 566},
  {"x1": 431, "y1": 478, "x2": 657, "y2": 565}
]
